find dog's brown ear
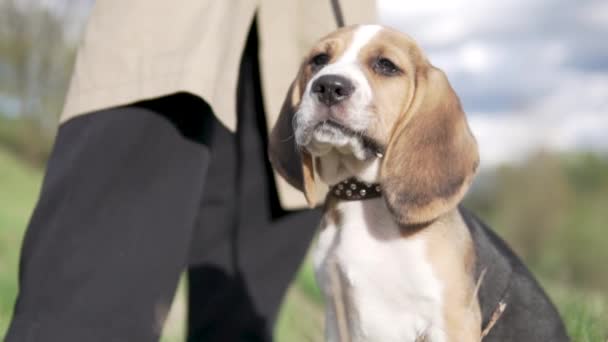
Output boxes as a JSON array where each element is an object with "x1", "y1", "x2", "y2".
[
  {"x1": 381, "y1": 66, "x2": 479, "y2": 226},
  {"x1": 268, "y1": 76, "x2": 317, "y2": 207}
]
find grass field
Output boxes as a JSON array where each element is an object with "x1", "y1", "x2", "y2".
[
  {"x1": 1, "y1": 146, "x2": 606, "y2": 341},
  {"x1": 0, "y1": 146, "x2": 43, "y2": 336}
]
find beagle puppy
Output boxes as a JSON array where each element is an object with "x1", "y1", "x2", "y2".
[{"x1": 269, "y1": 25, "x2": 569, "y2": 342}]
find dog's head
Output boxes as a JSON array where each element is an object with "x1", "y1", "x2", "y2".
[{"x1": 269, "y1": 25, "x2": 479, "y2": 226}]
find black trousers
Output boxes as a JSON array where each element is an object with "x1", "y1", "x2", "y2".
[{"x1": 6, "y1": 24, "x2": 320, "y2": 342}]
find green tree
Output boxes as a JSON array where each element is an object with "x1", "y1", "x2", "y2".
[{"x1": 0, "y1": 0, "x2": 81, "y2": 164}]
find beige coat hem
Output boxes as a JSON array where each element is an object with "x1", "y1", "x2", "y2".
[{"x1": 60, "y1": 0, "x2": 377, "y2": 210}]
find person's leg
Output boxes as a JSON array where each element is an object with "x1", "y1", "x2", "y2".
[
  {"x1": 6, "y1": 94, "x2": 212, "y2": 341},
  {"x1": 186, "y1": 103, "x2": 253, "y2": 341},
  {"x1": 232, "y1": 20, "x2": 321, "y2": 332},
  {"x1": 186, "y1": 21, "x2": 321, "y2": 342}
]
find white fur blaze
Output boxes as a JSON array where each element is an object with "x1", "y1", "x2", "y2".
[{"x1": 314, "y1": 199, "x2": 447, "y2": 342}]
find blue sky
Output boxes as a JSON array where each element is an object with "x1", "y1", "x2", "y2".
[{"x1": 379, "y1": 0, "x2": 608, "y2": 167}]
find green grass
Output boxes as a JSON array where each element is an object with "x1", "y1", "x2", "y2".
[
  {"x1": 562, "y1": 296, "x2": 606, "y2": 342},
  {"x1": 275, "y1": 284, "x2": 324, "y2": 342},
  {"x1": 0, "y1": 146, "x2": 42, "y2": 335},
  {"x1": 294, "y1": 254, "x2": 324, "y2": 305},
  {"x1": 547, "y1": 282, "x2": 608, "y2": 342},
  {"x1": 1, "y1": 146, "x2": 606, "y2": 341}
]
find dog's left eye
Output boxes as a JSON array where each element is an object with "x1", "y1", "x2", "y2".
[
  {"x1": 373, "y1": 57, "x2": 401, "y2": 76},
  {"x1": 311, "y1": 53, "x2": 330, "y2": 68}
]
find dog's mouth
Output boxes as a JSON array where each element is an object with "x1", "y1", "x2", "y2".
[{"x1": 305, "y1": 120, "x2": 384, "y2": 159}]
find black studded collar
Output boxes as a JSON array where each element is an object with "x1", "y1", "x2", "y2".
[{"x1": 329, "y1": 178, "x2": 382, "y2": 201}]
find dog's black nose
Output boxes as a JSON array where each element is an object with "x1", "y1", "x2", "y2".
[{"x1": 311, "y1": 75, "x2": 354, "y2": 106}]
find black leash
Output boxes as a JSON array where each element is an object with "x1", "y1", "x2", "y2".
[{"x1": 331, "y1": 0, "x2": 345, "y2": 28}]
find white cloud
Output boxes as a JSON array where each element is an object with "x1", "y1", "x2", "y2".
[
  {"x1": 378, "y1": 0, "x2": 608, "y2": 167},
  {"x1": 458, "y1": 41, "x2": 493, "y2": 74},
  {"x1": 579, "y1": 1, "x2": 608, "y2": 30},
  {"x1": 469, "y1": 73, "x2": 608, "y2": 168}
]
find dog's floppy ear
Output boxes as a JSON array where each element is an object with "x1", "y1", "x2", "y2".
[
  {"x1": 381, "y1": 66, "x2": 479, "y2": 226},
  {"x1": 268, "y1": 75, "x2": 317, "y2": 207}
]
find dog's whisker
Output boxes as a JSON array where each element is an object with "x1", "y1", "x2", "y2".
[
  {"x1": 291, "y1": 113, "x2": 298, "y2": 131},
  {"x1": 280, "y1": 134, "x2": 294, "y2": 143},
  {"x1": 481, "y1": 301, "x2": 507, "y2": 340},
  {"x1": 470, "y1": 268, "x2": 487, "y2": 310}
]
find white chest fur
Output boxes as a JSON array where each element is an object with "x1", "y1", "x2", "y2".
[{"x1": 313, "y1": 199, "x2": 447, "y2": 342}]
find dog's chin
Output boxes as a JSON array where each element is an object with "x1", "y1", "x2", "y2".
[{"x1": 299, "y1": 121, "x2": 379, "y2": 160}]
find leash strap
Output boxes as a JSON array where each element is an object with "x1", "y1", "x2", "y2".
[{"x1": 330, "y1": 0, "x2": 345, "y2": 28}]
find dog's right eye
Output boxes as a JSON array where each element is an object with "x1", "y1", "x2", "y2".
[
  {"x1": 373, "y1": 57, "x2": 401, "y2": 76},
  {"x1": 310, "y1": 53, "x2": 330, "y2": 69}
]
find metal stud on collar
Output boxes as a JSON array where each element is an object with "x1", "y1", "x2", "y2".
[{"x1": 330, "y1": 178, "x2": 382, "y2": 201}]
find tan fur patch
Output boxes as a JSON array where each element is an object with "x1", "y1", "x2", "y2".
[
  {"x1": 321, "y1": 196, "x2": 342, "y2": 230},
  {"x1": 422, "y1": 210, "x2": 481, "y2": 341},
  {"x1": 356, "y1": 29, "x2": 423, "y2": 145},
  {"x1": 302, "y1": 151, "x2": 317, "y2": 207},
  {"x1": 380, "y1": 60, "x2": 479, "y2": 225}
]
